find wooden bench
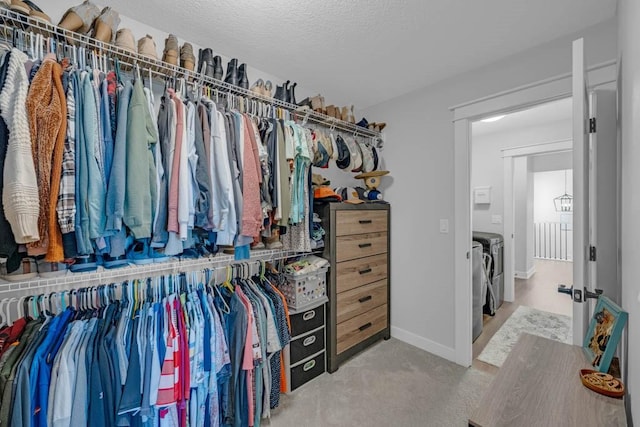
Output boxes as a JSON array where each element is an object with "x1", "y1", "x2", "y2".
[{"x1": 469, "y1": 333, "x2": 627, "y2": 427}]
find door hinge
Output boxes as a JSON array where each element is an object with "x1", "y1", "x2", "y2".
[
  {"x1": 589, "y1": 118, "x2": 596, "y2": 134},
  {"x1": 589, "y1": 245, "x2": 597, "y2": 261},
  {"x1": 466, "y1": 251, "x2": 470, "y2": 259}
]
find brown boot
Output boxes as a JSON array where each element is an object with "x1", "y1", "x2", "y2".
[
  {"x1": 59, "y1": 1, "x2": 100, "y2": 33},
  {"x1": 163, "y1": 34, "x2": 179, "y2": 66},
  {"x1": 92, "y1": 7, "x2": 120, "y2": 43},
  {"x1": 180, "y1": 42, "x2": 195, "y2": 71}
]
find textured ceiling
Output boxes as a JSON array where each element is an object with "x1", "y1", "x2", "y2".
[
  {"x1": 473, "y1": 97, "x2": 572, "y2": 136},
  {"x1": 105, "y1": 0, "x2": 616, "y2": 109}
]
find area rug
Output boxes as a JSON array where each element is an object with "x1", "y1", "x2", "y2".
[{"x1": 477, "y1": 305, "x2": 572, "y2": 367}]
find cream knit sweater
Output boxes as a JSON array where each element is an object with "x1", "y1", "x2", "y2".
[{"x1": 0, "y1": 49, "x2": 40, "y2": 243}]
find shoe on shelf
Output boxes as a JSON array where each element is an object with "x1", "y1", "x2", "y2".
[
  {"x1": 264, "y1": 80, "x2": 273, "y2": 98},
  {"x1": 341, "y1": 106, "x2": 351, "y2": 122},
  {"x1": 310, "y1": 95, "x2": 325, "y2": 114},
  {"x1": 224, "y1": 58, "x2": 239, "y2": 86},
  {"x1": 11, "y1": 0, "x2": 50, "y2": 22},
  {"x1": 368, "y1": 122, "x2": 387, "y2": 132},
  {"x1": 349, "y1": 105, "x2": 356, "y2": 124},
  {"x1": 326, "y1": 105, "x2": 339, "y2": 119},
  {"x1": 238, "y1": 63, "x2": 249, "y2": 89},
  {"x1": 274, "y1": 81, "x2": 287, "y2": 101},
  {"x1": 162, "y1": 33, "x2": 179, "y2": 66},
  {"x1": 251, "y1": 79, "x2": 265, "y2": 97},
  {"x1": 115, "y1": 28, "x2": 135, "y2": 53},
  {"x1": 180, "y1": 42, "x2": 195, "y2": 71},
  {"x1": 213, "y1": 55, "x2": 223, "y2": 80},
  {"x1": 138, "y1": 34, "x2": 158, "y2": 60},
  {"x1": 356, "y1": 117, "x2": 368, "y2": 128},
  {"x1": 287, "y1": 82, "x2": 297, "y2": 105},
  {"x1": 126, "y1": 239, "x2": 154, "y2": 265},
  {"x1": 58, "y1": 0, "x2": 100, "y2": 34},
  {"x1": 69, "y1": 254, "x2": 98, "y2": 273},
  {"x1": 198, "y1": 48, "x2": 214, "y2": 77},
  {"x1": 92, "y1": 7, "x2": 119, "y2": 43},
  {"x1": 0, "y1": 256, "x2": 38, "y2": 282},
  {"x1": 297, "y1": 97, "x2": 312, "y2": 109},
  {"x1": 37, "y1": 259, "x2": 69, "y2": 278}
]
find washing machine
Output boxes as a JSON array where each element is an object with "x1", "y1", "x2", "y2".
[{"x1": 472, "y1": 231, "x2": 504, "y2": 315}]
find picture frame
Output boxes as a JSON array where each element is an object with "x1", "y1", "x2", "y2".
[{"x1": 583, "y1": 296, "x2": 628, "y2": 373}]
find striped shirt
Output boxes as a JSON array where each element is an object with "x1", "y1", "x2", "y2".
[{"x1": 56, "y1": 70, "x2": 76, "y2": 234}]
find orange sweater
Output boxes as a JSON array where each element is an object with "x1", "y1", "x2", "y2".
[{"x1": 25, "y1": 54, "x2": 67, "y2": 261}]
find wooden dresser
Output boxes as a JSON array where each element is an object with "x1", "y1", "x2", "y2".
[{"x1": 319, "y1": 203, "x2": 391, "y2": 373}]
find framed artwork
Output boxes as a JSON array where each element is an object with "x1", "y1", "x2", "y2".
[{"x1": 583, "y1": 296, "x2": 628, "y2": 373}]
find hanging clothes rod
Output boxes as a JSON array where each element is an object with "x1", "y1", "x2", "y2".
[
  {"x1": 0, "y1": 8, "x2": 383, "y2": 140},
  {"x1": 0, "y1": 249, "x2": 300, "y2": 299}
]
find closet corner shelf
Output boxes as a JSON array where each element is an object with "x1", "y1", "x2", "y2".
[
  {"x1": 0, "y1": 249, "x2": 301, "y2": 297},
  {"x1": 0, "y1": 8, "x2": 383, "y2": 141}
]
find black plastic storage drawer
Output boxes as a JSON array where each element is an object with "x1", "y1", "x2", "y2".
[
  {"x1": 290, "y1": 304, "x2": 325, "y2": 337},
  {"x1": 290, "y1": 351, "x2": 325, "y2": 391},
  {"x1": 289, "y1": 327, "x2": 325, "y2": 365}
]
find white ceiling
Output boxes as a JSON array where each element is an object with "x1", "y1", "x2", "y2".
[
  {"x1": 106, "y1": 0, "x2": 616, "y2": 109},
  {"x1": 472, "y1": 97, "x2": 573, "y2": 136}
]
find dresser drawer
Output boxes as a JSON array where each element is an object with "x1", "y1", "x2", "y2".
[
  {"x1": 336, "y1": 253, "x2": 387, "y2": 292},
  {"x1": 336, "y1": 232, "x2": 387, "y2": 262},
  {"x1": 290, "y1": 304, "x2": 325, "y2": 337},
  {"x1": 337, "y1": 280, "x2": 388, "y2": 324},
  {"x1": 290, "y1": 351, "x2": 325, "y2": 391},
  {"x1": 289, "y1": 327, "x2": 325, "y2": 366},
  {"x1": 336, "y1": 304, "x2": 387, "y2": 355},
  {"x1": 336, "y1": 210, "x2": 388, "y2": 236}
]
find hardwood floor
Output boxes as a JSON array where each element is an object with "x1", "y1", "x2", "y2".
[{"x1": 471, "y1": 259, "x2": 573, "y2": 374}]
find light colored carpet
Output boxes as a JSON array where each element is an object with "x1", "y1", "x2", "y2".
[
  {"x1": 477, "y1": 305, "x2": 572, "y2": 367},
  {"x1": 266, "y1": 338, "x2": 494, "y2": 427}
]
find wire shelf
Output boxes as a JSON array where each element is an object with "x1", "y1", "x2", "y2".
[
  {"x1": 0, "y1": 8, "x2": 383, "y2": 141},
  {"x1": 0, "y1": 249, "x2": 303, "y2": 298}
]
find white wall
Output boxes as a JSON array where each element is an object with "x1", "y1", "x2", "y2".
[
  {"x1": 531, "y1": 151, "x2": 573, "y2": 172},
  {"x1": 362, "y1": 18, "x2": 616, "y2": 357},
  {"x1": 617, "y1": 0, "x2": 640, "y2": 422},
  {"x1": 533, "y1": 170, "x2": 574, "y2": 223}
]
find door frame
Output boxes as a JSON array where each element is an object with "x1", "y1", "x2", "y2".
[
  {"x1": 502, "y1": 138, "x2": 573, "y2": 302},
  {"x1": 451, "y1": 60, "x2": 617, "y2": 367}
]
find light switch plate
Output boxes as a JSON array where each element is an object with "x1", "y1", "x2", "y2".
[
  {"x1": 440, "y1": 219, "x2": 449, "y2": 233},
  {"x1": 491, "y1": 215, "x2": 502, "y2": 224}
]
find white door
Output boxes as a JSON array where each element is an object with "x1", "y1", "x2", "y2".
[
  {"x1": 571, "y1": 39, "x2": 619, "y2": 345},
  {"x1": 572, "y1": 37, "x2": 591, "y2": 345}
]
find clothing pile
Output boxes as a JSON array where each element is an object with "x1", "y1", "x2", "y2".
[
  {"x1": 0, "y1": 46, "x2": 318, "y2": 278},
  {"x1": 0, "y1": 270, "x2": 292, "y2": 427}
]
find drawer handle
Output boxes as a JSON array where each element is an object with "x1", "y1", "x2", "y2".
[
  {"x1": 358, "y1": 295, "x2": 372, "y2": 303},
  {"x1": 358, "y1": 243, "x2": 372, "y2": 248},
  {"x1": 358, "y1": 268, "x2": 372, "y2": 275},
  {"x1": 303, "y1": 336, "x2": 317, "y2": 346},
  {"x1": 303, "y1": 310, "x2": 316, "y2": 321},
  {"x1": 303, "y1": 360, "x2": 316, "y2": 372},
  {"x1": 359, "y1": 219, "x2": 372, "y2": 224},
  {"x1": 359, "y1": 322, "x2": 373, "y2": 332}
]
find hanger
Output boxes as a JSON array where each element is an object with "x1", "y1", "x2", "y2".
[
  {"x1": 0, "y1": 299, "x2": 7, "y2": 326},
  {"x1": 4, "y1": 298, "x2": 17, "y2": 326},
  {"x1": 209, "y1": 271, "x2": 231, "y2": 314}
]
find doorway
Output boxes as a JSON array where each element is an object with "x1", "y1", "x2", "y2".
[
  {"x1": 451, "y1": 56, "x2": 617, "y2": 367},
  {"x1": 469, "y1": 100, "x2": 574, "y2": 365}
]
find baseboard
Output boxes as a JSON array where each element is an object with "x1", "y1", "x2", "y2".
[
  {"x1": 391, "y1": 326, "x2": 457, "y2": 362},
  {"x1": 514, "y1": 265, "x2": 536, "y2": 279}
]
